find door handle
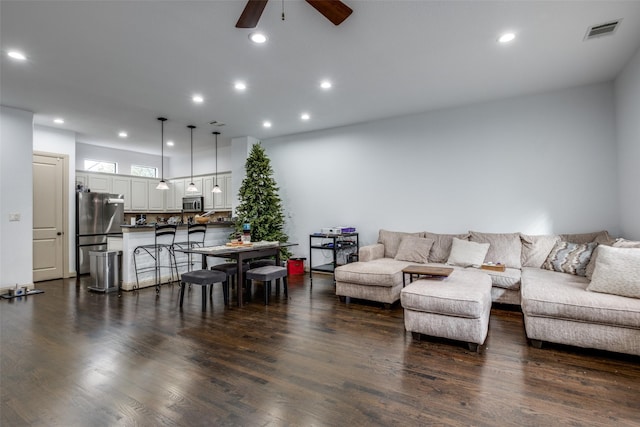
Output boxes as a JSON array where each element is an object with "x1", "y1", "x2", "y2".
[{"x1": 57, "y1": 232, "x2": 62, "y2": 236}]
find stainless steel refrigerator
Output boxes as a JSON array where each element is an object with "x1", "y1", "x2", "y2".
[{"x1": 76, "y1": 192, "x2": 125, "y2": 275}]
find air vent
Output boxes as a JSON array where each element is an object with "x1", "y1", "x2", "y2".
[
  {"x1": 209, "y1": 120, "x2": 226, "y2": 127},
  {"x1": 584, "y1": 19, "x2": 621, "y2": 40}
]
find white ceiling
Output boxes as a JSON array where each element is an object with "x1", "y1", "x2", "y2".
[{"x1": 2, "y1": 1, "x2": 640, "y2": 158}]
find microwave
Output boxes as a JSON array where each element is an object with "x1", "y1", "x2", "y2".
[{"x1": 182, "y1": 196, "x2": 203, "y2": 212}]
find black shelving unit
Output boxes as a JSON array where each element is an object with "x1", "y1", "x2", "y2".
[{"x1": 309, "y1": 232, "x2": 359, "y2": 282}]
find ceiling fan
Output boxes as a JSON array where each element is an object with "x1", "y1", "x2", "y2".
[{"x1": 236, "y1": 0, "x2": 353, "y2": 28}]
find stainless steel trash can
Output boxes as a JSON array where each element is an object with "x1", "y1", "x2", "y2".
[{"x1": 88, "y1": 250, "x2": 121, "y2": 293}]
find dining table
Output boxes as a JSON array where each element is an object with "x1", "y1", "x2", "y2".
[{"x1": 174, "y1": 241, "x2": 297, "y2": 307}]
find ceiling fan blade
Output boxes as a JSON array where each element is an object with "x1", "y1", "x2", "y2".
[
  {"x1": 236, "y1": 0, "x2": 269, "y2": 28},
  {"x1": 306, "y1": 0, "x2": 353, "y2": 26}
]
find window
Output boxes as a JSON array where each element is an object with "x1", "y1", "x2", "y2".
[
  {"x1": 131, "y1": 165, "x2": 157, "y2": 178},
  {"x1": 84, "y1": 159, "x2": 116, "y2": 173}
]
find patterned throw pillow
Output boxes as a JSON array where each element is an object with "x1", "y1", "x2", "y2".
[{"x1": 542, "y1": 241, "x2": 598, "y2": 277}]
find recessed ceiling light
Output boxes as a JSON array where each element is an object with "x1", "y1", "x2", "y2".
[
  {"x1": 263, "y1": 121, "x2": 272, "y2": 128},
  {"x1": 249, "y1": 32, "x2": 267, "y2": 44},
  {"x1": 234, "y1": 81, "x2": 247, "y2": 91},
  {"x1": 53, "y1": 118, "x2": 64, "y2": 124},
  {"x1": 320, "y1": 80, "x2": 332, "y2": 90},
  {"x1": 192, "y1": 94, "x2": 204, "y2": 103},
  {"x1": 167, "y1": 140, "x2": 174, "y2": 147},
  {"x1": 7, "y1": 50, "x2": 26, "y2": 61},
  {"x1": 301, "y1": 113, "x2": 310, "y2": 121},
  {"x1": 118, "y1": 131, "x2": 128, "y2": 138},
  {"x1": 498, "y1": 33, "x2": 516, "y2": 43}
]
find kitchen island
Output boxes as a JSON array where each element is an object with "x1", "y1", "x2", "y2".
[{"x1": 118, "y1": 223, "x2": 235, "y2": 291}]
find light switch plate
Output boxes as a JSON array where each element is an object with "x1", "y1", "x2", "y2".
[{"x1": 9, "y1": 213, "x2": 20, "y2": 221}]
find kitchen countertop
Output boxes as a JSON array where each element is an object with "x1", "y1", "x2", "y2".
[{"x1": 121, "y1": 222, "x2": 235, "y2": 232}]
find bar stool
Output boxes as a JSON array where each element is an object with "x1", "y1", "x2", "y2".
[
  {"x1": 133, "y1": 224, "x2": 179, "y2": 293},
  {"x1": 174, "y1": 223, "x2": 207, "y2": 272},
  {"x1": 245, "y1": 265, "x2": 288, "y2": 305},
  {"x1": 179, "y1": 269, "x2": 228, "y2": 311}
]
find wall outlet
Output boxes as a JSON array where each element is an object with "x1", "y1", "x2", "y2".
[{"x1": 9, "y1": 213, "x2": 20, "y2": 222}]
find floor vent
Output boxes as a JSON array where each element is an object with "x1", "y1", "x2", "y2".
[{"x1": 584, "y1": 20, "x2": 621, "y2": 40}]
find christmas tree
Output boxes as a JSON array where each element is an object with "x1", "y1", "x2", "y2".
[{"x1": 233, "y1": 143, "x2": 290, "y2": 258}]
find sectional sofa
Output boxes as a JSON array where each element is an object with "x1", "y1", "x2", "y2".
[{"x1": 334, "y1": 229, "x2": 640, "y2": 356}]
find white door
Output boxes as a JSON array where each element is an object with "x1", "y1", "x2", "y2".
[{"x1": 33, "y1": 154, "x2": 64, "y2": 281}]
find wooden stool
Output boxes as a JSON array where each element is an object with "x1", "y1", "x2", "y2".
[
  {"x1": 245, "y1": 265, "x2": 288, "y2": 305},
  {"x1": 179, "y1": 269, "x2": 227, "y2": 311}
]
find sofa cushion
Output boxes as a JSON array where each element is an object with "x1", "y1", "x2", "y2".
[
  {"x1": 470, "y1": 231, "x2": 522, "y2": 269},
  {"x1": 587, "y1": 246, "x2": 640, "y2": 299},
  {"x1": 520, "y1": 234, "x2": 560, "y2": 268},
  {"x1": 424, "y1": 232, "x2": 470, "y2": 263},
  {"x1": 335, "y1": 258, "x2": 410, "y2": 287},
  {"x1": 559, "y1": 230, "x2": 611, "y2": 244},
  {"x1": 394, "y1": 236, "x2": 434, "y2": 264},
  {"x1": 468, "y1": 266, "x2": 521, "y2": 290},
  {"x1": 378, "y1": 229, "x2": 424, "y2": 259},
  {"x1": 612, "y1": 238, "x2": 640, "y2": 248},
  {"x1": 447, "y1": 238, "x2": 489, "y2": 268},
  {"x1": 401, "y1": 270, "x2": 492, "y2": 319},
  {"x1": 542, "y1": 241, "x2": 597, "y2": 277},
  {"x1": 521, "y1": 267, "x2": 640, "y2": 329},
  {"x1": 586, "y1": 238, "x2": 640, "y2": 279}
]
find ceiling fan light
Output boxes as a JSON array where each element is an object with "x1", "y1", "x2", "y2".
[
  {"x1": 156, "y1": 180, "x2": 169, "y2": 190},
  {"x1": 212, "y1": 185, "x2": 222, "y2": 194},
  {"x1": 186, "y1": 182, "x2": 198, "y2": 192}
]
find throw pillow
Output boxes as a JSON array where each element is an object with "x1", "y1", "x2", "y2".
[
  {"x1": 446, "y1": 237, "x2": 490, "y2": 268},
  {"x1": 378, "y1": 229, "x2": 424, "y2": 259},
  {"x1": 394, "y1": 236, "x2": 435, "y2": 264},
  {"x1": 612, "y1": 238, "x2": 640, "y2": 248},
  {"x1": 470, "y1": 231, "x2": 522, "y2": 269},
  {"x1": 559, "y1": 230, "x2": 611, "y2": 244},
  {"x1": 520, "y1": 234, "x2": 561, "y2": 268},
  {"x1": 424, "y1": 232, "x2": 470, "y2": 263},
  {"x1": 542, "y1": 241, "x2": 598, "y2": 277},
  {"x1": 587, "y1": 246, "x2": 640, "y2": 299}
]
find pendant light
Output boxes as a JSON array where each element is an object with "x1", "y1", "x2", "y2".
[
  {"x1": 186, "y1": 125, "x2": 198, "y2": 192},
  {"x1": 212, "y1": 131, "x2": 222, "y2": 194},
  {"x1": 156, "y1": 117, "x2": 169, "y2": 190}
]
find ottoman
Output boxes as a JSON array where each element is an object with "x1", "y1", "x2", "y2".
[{"x1": 401, "y1": 270, "x2": 492, "y2": 352}]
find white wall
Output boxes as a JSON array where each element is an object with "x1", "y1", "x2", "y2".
[
  {"x1": 0, "y1": 106, "x2": 34, "y2": 288},
  {"x1": 33, "y1": 125, "x2": 77, "y2": 273},
  {"x1": 264, "y1": 83, "x2": 620, "y2": 260},
  {"x1": 614, "y1": 47, "x2": 640, "y2": 240},
  {"x1": 168, "y1": 142, "x2": 232, "y2": 179}
]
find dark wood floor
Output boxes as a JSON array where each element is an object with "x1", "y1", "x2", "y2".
[{"x1": 1, "y1": 274, "x2": 639, "y2": 426}]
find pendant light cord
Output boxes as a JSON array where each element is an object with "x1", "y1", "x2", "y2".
[{"x1": 158, "y1": 117, "x2": 167, "y2": 181}]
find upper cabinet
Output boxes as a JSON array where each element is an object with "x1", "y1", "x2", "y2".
[
  {"x1": 130, "y1": 178, "x2": 148, "y2": 211},
  {"x1": 112, "y1": 176, "x2": 132, "y2": 210},
  {"x1": 76, "y1": 171, "x2": 232, "y2": 212},
  {"x1": 88, "y1": 174, "x2": 111, "y2": 193},
  {"x1": 147, "y1": 181, "x2": 165, "y2": 211}
]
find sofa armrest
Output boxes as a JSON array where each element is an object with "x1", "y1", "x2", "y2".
[{"x1": 359, "y1": 244, "x2": 385, "y2": 262}]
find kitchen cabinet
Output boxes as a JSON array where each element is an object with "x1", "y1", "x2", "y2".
[
  {"x1": 213, "y1": 173, "x2": 233, "y2": 210},
  {"x1": 88, "y1": 174, "x2": 111, "y2": 193},
  {"x1": 147, "y1": 180, "x2": 165, "y2": 211},
  {"x1": 75, "y1": 172, "x2": 88, "y2": 189},
  {"x1": 203, "y1": 176, "x2": 214, "y2": 210},
  {"x1": 184, "y1": 177, "x2": 203, "y2": 196},
  {"x1": 172, "y1": 179, "x2": 185, "y2": 210},
  {"x1": 130, "y1": 178, "x2": 148, "y2": 211},
  {"x1": 111, "y1": 176, "x2": 132, "y2": 210}
]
